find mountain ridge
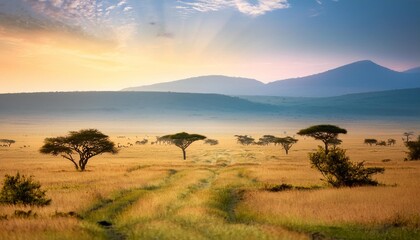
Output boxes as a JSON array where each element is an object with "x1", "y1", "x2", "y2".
[{"x1": 122, "y1": 60, "x2": 420, "y2": 97}]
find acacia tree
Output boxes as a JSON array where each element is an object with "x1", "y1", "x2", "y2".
[
  {"x1": 162, "y1": 132, "x2": 206, "y2": 160},
  {"x1": 328, "y1": 137, "x2": 342, "y2": 150},
  {"x1": 257, "y1": 135, "x2": 276, "y2": 146},
  {"x1": 234, "y1": 135, "x2": 255, "y2": 145},
  {"x1": 403, "y1": 131, "x2": 414, "y2": 143},
  {"x1": 297, "y1": 125, "x2": 347, "y2": 153},
  {"x1": 0, "y1": 139, "x2": 15, "y2": 147},
  {"x1": 274, "y1": 136, "x2": 298, "y2": 155},
  {"x1": 387, "y1": 138, "x2": 396, "y2": 146},
  {"x1": 40, "y1": 129, "x2": 118, "y2": 171},
  {"x1": 364, "y1": 139, "x2": 378, "y2": 146}
]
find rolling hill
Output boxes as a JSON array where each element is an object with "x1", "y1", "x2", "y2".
[
  {"x1": 122, "y1": 60, "x2": 420, "y2": 97},
  {"x1": 0, "y1": 91, "x2": 278, "y2": 117},
  {"x1": 0, "y1": 89, "x2": 419, "y2": 121},
  {"x1": 240, "y1": 88, "x2": 420, "y2": 117}
]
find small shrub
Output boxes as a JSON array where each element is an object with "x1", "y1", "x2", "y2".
[
  {"x1": 265, "y1": 183, "x2": 293, "y2": 192},
  {"x1": 14, "y1": 210, "x2": 37, "y2": 218},
  {"x1": 264, "y1": 184, "x2": 322, "y2": 192},
  {"x1": 309, "y1": 147, "x2": 384, "y2": 187},
  {"x1": 0, "y1": 172, "x2": 51, "y2": 206},
  {"x1": 405, "y1": 135, "x2": 420, "y2": 161},
  {"x1": 52, "y1": 211, "x2": 82, "y2": 219},
  {"x1": 135, "y1": 139, "x2": 148, "y2": 145}
]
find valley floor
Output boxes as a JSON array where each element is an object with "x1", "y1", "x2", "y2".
[{"x1": 0, "y1": 128, "x2": 419, "y2": 239}]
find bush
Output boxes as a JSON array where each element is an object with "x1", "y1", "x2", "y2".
[
  {"x1": 309, "y1": 147, "x2": 384, "y2": 187},
  {"x1": 0, "y1": 172, "x2": 51, "y2": 206},
  {"x1": 265, "y1": 183, "x2": 293, "y2": 192},
  {"x1": 405, "y1": 135, "x2": 420, "y2": 161}
]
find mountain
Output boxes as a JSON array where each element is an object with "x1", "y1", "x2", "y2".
[
  {"x1": 122, "y1": 60, "x2": 420, "y2": 97},
  {"x1": 266, "y1": 60, "x2": 420, "y2": 97},
  {"x1": 404, "y1": 66, "x2": 420, "y2": 74},
  {"x1": 122, "y1": 76, "x2": 265, "y2": 95}
]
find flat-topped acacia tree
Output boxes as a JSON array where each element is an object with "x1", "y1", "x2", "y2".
[
  {"x1": 274, "y1": 136, "x2": 298, "y2": 155},
  {"x1": 0, "y1": 139, "x2": 15, "y2": 147},
  {"x1": 40, "y1": 129, "x2": 118, "y2": 171},
  {"x1": 162, "y1": 132, "x2": 206, "y2": 160},
  {"x1": 297, "y1": 124, "x2": 347, "y2": 153}
]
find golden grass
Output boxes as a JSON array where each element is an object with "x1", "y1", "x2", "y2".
[{"x1": 0, "y1": 130, "x2": 419, "y2": 239}]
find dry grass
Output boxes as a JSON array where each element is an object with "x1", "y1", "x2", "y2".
[{"x1": 0, "y1": 128, "x2": 419, "y2": 239}]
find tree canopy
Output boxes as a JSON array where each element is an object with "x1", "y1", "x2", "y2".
[
  {"x1": 274, "y1": 136, "x2": 298, "y2": 155},
  {"x1": 364, "y1": 138, "x2": 378, "y2": 146},
  {"x1": 40, "y1": 129, "x2": 118, "y2": 171},
  {"x1": 235, "y1": 135, "x2": 255, "y2": 145},
  {"x1": 297, "y1": 124, "x2": 347, "y2": 153},
  {"x1": 0, "y1": 139, "x2": 15, "y2": 147},
  {"x1": 162, "y1": 132, "x2": 206, "y2": 160},
  {"x1": 403, "y1": 131, "x2": 414, "y2": 143}
]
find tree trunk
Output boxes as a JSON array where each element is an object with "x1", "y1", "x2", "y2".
[
  {"x1": 285, "y1": 148, "x2": 289, "y2": 155},
  {"x1": 182, "y1": 149, "x2": 186, "y2": 160},
  {"x1": 79, "y1": 158, "x2": 86, "y2": 171},
  {"x1": 324, "y1": 141, "x2": 329, "y2": 154}
]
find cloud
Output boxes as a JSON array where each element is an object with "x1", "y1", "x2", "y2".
[
  {"x1": 177, "y1": 0, "x2": 289, "y2": 17},
  {"x1": 117, "y1": 0, "x2": 127, "y2": 7},
  {"x1": 123, "y1": 6, "x2": 133, "y2": 12},
  {"x1": 234, "y1": 0, "x2": 289, "y2": 16},
  {"x1": 0, "y1": 1, "x2": 136, "y2": 42}
]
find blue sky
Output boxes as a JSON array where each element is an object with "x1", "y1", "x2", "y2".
[{"x1": 0, "y1": 0, "x2": 419, "y2": 92}]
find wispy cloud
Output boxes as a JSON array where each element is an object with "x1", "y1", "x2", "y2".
[
  {"x1": 178, "y1": 0, "x2": 289, "y2": 17},
  {"x1": 0, "y1": 0, "x2": 137, "y2": 46},
  {"x1": 235, "y1": 0, "x2": 290, "y2": 16}
]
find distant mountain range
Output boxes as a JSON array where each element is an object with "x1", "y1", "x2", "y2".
[
  {"x1": 122, "y1": 60, "x2": 420, "y2": 97},
  {"x1": 1, "y1": 89, "x2": 419, "y2": 120}
]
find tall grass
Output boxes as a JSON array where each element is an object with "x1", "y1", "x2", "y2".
[{"x1": 0, "y1": 133, "x2": 419, "y2": 239}]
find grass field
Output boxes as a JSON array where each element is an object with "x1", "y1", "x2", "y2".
[{"x1": 0, "y1": 126, "x2": 419, "y2": 240}]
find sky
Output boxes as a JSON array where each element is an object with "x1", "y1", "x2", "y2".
[{"x1": 0, "y1": 0, "x2": 419, "y2": 93}]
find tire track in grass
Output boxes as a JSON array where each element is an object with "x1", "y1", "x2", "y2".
[
  {"x1": 119, "y1": 168, "x2": 218, "y2": 239},
  {"x1": 80, "y1": 169, "x2": 179, "y2": 240},
  {"x1": 80, "y1": 147, "x2": 308, "y2": 239}
]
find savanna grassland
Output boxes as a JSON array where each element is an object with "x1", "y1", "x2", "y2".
[{"x1": 0, "y1": 126, "x2": 419, "y2": 240}]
